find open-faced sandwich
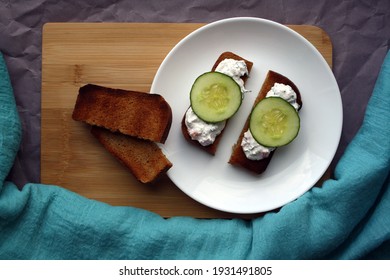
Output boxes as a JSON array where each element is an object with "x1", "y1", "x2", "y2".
[
  {"x1": 229, "y1": 70, "x2": 302, "y2": 174},
  {"x1": 181, "y1": 51, "x2": 253, "y2": 155}
]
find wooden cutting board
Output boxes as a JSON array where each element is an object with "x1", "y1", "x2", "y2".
[{"x1": 41, "y1": 23, "x2": 332, "y2": 218}]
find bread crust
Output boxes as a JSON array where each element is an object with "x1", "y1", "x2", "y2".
[
  {"x1": 181, "y1": 51, "x2": 253, "y2": 155},
  {"x1": 228, "y1": 70, "x2": 302, "y2": 174},
  {"x1": 91, "y1": 126, "x2": 172, "y2": 183},
  {"x1": 72, "y1": 84, "x2": 173, "y2": 183},
  {"x1": 72, "y1": 84, "x2": 172, "y2": 143}
]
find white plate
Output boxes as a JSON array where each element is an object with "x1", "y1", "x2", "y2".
[{"x1": 151, "y1": 17, "x2": 342, "y2": 214}]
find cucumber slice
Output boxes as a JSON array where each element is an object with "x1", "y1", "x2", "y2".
[
  {"x1": 249, "y1": 97, "x2": 300, "y2": 147},
  {"x1": 190, "y1": 72, "x2": 242, "y2": 123}
]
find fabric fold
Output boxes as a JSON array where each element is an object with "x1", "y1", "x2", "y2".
[{"x1": 0, "y1": 53, "x2": 22, "y2": 189}]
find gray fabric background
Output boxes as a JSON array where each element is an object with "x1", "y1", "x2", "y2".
[{"x1": 1, "y1": 0, "x2": 389, "y2": 188}]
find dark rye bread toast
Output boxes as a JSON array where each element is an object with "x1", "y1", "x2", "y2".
[
  {"x1": 229, "y1": 70, "x2": 302, "y2": 174},
  {"x1": 181, "y1": 51, "x2": 253, "y2": 155},
  {"x1": 91, "y1": 126, "x2": 172, "y2": 183},
  {"x1": 72, "y1": 84, "x2": 173, "y2": 183},
  {"x1": 72, "y1": 84, "x2": 172, "y2": 143}
]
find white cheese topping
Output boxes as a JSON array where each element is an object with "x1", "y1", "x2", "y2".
[
  {"x1": 241, "y1": 82, "x2": 299, "y2": 160},
  {"x1": 185, "y1": 58, "x2": 248, "y2": 146},
  {"x1": 266, "y1": 83, "x2": 299, "y2": 110},
  {"x1": 185, "y1": 107, "x2": 226, "y2": 146},
  {"x1": 241, "y1": 130, "x2": 275, "y2": 160},
  {"x1": 215, "y1": 58, "x2": 249, "y2": 94}
]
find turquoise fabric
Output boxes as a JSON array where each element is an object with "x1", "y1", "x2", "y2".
[{"x1": 0, "y1": 51, "x2": 389, "y2": 260}]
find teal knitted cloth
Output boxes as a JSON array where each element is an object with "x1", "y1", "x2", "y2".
[{"x1": 0, "y1": 51, "x2": 389, "y2": 259}]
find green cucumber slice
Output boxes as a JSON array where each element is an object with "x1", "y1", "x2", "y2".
[
  {"x1": 190, "y1": 72, "x2": 242, "y2": 123},
  {"x1": 249, "y1": 97, "x2": 300, "y2": 147}
]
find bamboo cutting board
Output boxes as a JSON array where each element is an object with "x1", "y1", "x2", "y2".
[{"x1": 41, "y1": 23, "x2": 332, "y2": 218}]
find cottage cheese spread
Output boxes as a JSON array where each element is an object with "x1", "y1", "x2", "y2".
[
  {"x1": 241, "y1": 82, "x2": 299, "y2": 160},
  {"x1": 241, "y1": 130, "x2": 275, "y2": 160},
  {"x1": 265, "y1": 83, "x2": 299, "y2": 110},
  {"x1": 185, "y1": 107, "x2": 226, "y2": 146},
  {"x1": 215, "y1": 59, "x2": 249, "y2": 94},
  {"x1": 185, "y1": 59, "x2": 248, "y2": 146}
]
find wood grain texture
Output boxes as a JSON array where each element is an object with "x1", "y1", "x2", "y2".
[{"x1": 41, "y1": 23, "x2": 332, "y2": 218}]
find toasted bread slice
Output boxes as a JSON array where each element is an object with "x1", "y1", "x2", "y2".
[
  {"x1": 72, "y1": 84, "x2": 172, "y2": 143},
  {"x1": 91, "y1": 126, "x2": 172, "y2": 183},
  {"x1": 181, "y1": 51, "x2": 253, "y2": 155},
  {"x1": 229, "y1": 70, "x2": 302, "y2": 174}
]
